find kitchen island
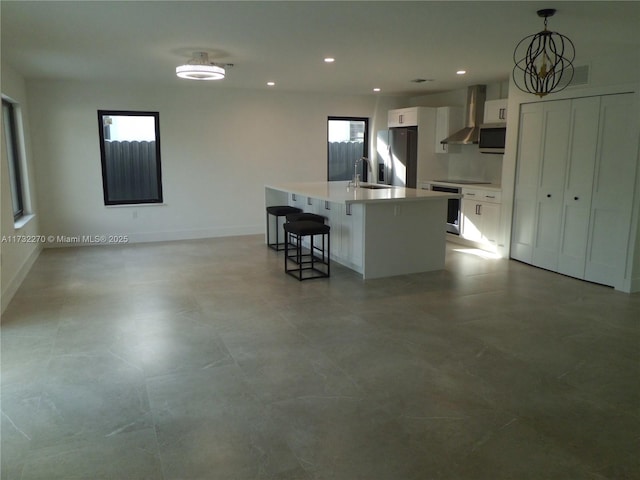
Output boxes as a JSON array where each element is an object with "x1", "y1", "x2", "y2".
[{"x1": 265, "y1": 181, "x2": 459, "y2": 279}]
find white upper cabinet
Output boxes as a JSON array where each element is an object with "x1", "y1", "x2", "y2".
[
  {"x1": 434, "y1": 106, "x2": 463, "y2": 154},
  {"x1": 388, "y1": 107, "x2": 420, "y2": 127},
  {"x1": 483, "y1": 99, "x2": 508, "y2": 123}
]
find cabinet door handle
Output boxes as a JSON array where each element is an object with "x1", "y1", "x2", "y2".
[
  {"x1": 307, "y1": 198, "x2": 312, "y2": 205},
  {"x1": 325, "y1": 201, "x2": 330, "y2": 210},
  {"x1": 499, "y1": 108, "x2": 506, "y2": 120},
  {"x1": 485, "y1": 195, "x2": 495, "y2": 199},
  {"x1": 475, "y1": 204, "x2": 481, "y2": 215},
  {"x1": 467, "y1": 193, "x2": 476, "y2": 196},
  {"x1": 399, "y1": 114, "x2": 403, "y2": 124}
]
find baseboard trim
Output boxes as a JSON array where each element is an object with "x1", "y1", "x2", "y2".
[
  {"x1": 42, "y1": 225, "x2": 264, "y2": 248},
  {"x1": 626, "y1": 275, "x2": 640, "y2": 294},
  {"x1": 1, "y1": 245, "x2": 42, "y2": 314}
]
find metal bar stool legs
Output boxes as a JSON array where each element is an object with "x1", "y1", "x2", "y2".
[
  {"x1": 284, "y1": 221, "x2": 330, "y2": 280},
  {"x1": 284, "y1": 212, "x2": 327, "y2": 264},
  {"x1": 266, "y1": 206, "x2": 302, "y2": 251}
]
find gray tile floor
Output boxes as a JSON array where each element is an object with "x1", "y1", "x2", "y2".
[{"x1": 1, "y1": 235, "x2": 638, "y2": 480}]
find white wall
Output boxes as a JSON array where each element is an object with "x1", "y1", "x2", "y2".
[
  {"x1": 1, "y1": 65, "x2": 41, "y2": 312},
  {"x1": 26, "y1": 80, "x2": 404, "y2": 245}
]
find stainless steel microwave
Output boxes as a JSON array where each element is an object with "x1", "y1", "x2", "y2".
[{"x1": 479, "y1": 123, "x2": 506, "y2": 154}]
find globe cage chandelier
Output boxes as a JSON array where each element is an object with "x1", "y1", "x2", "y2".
[
  {"x1": 176, "y1": 52, "x2": 231, "y2": 81},
  {"x1": 513, "y1": 9, "x2": 575, "y2": 98}
]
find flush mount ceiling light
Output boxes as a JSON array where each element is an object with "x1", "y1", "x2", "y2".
[
  {"x1": 176, "y1": 52, "x2": 230, "y2": 80},
  {"x1": 513, "y1": 8, "x2": 575, "y2": 97}
]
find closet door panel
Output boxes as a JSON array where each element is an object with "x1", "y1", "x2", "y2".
[
  {"x1": 558, "y1": 97, "x2": 600, "y2": 278},
  {"x1": 511, "y1": 104, "x2": 543, "y2": 262},
  {"x1": 586, "y1": 93, "x2": 638, "y2": 286},
  {"x1": 532, "y1": 100, "x2": 571, "y2": 271}
]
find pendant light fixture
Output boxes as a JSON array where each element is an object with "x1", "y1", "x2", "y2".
[
  {"x1": 512, "y1": 9, "x2": 575, "y2": 97},
  {"x1": 176, "y1": 52, "x2": 228, "y2": 81}
]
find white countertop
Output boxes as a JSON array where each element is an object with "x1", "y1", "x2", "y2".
[{"x1": 266, "y1": 181, "x2": 459, "y2": 205}]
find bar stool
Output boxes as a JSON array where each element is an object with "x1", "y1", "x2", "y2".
[
  {"x1": 284, "y1": 212, "x2": 327, "y2": 264},
  {"x1": 285, "y1": 212, "x2": 326, "y2": 224},
  {"x1": 283, "y1": 220, "x2": 330, "y2": 280},
  {"x1": 266, "y1": 205, "x2": 302, "y2": 251}
]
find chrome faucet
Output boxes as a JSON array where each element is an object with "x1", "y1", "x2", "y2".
[
  {"x1": 353, "y1": 157, "x2": 363, "y2": 187},
  {"x1": 351, "y1": 156, "x2": 370, "y2": 188},
  {"x1": 348, "y1": 157, "x2": 370, "y2": 188}
]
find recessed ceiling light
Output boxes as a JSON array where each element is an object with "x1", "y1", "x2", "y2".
[
  {"x1": 456, "y1": 70, "x2": 467, "y2": 75},
  {"x1": 373, "y1": 88, "x2": 381, "y2": 92},
  {"x1": 267, "y1": 81, "x2": 275, "y2": 86},
  {"x1": 324, "y1": 57, "x2": 335, "y2": 63}
]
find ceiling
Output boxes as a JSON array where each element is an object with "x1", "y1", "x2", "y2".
[{"x1": 2, "y1": 1, "x2": 639, "y2": 96}]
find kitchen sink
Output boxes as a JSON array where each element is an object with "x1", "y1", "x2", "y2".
[{"x1": 359, "y1": 184, "x2": 391, "y2": 189}]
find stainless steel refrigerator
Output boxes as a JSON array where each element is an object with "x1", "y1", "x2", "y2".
[{"x1": 376, "y1": 127, "x2": 418, "y2": 188}]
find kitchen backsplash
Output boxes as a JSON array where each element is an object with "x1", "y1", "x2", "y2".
[{"x1": 447, "y1": 147, "x2": 503, "y2": 184}]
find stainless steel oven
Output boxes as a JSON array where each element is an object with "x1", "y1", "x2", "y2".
[{"x1": 430, "y1": 184, "x2": 461, "y2": 235}]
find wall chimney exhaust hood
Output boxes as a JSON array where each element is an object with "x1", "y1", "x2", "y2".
[{"x1": 441, "y1": 85, "x2": 487, "y2": 145}]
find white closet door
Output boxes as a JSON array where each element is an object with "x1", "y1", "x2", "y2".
[
  {"x1": 585, "y1": 93, "x2": 638, "y2": 287},
  {"x1": 511, "y1": 103, "x2": 543, "y2": 263},
  {"x1": 531, "y1": 100, "x2": 571, "y2": 271},
  {"x1": 558, "y1": 96, "x2": 601, "y2": 278}
]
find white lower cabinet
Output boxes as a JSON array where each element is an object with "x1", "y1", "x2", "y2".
[
  {"x1": 320, "y1": 201, "x2": 363, "y2": 271},
  {"x1": 289, "y1": 192, "x2": 306, "y2": 211},
  {"x1": 510, "y1": 93, "x2": 638, "y2": 289},
  {"x1": 461, "y1": 189, "x2": 501, "y2": 247}
]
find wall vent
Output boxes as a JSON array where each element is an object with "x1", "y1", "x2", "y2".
[{"x1": 559, "y1": 64, "x2": 590, "y2": 89}]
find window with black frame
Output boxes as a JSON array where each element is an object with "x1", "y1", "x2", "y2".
[
  {"x1": 327, "y1": 117, "x2": 369, "y2": 182},
  {"x1": 97, "y1": 110, "x2": 163, "y2": 205},
  {"x1": 2, "y1": 99, "x2": 25, "y2": 220}
]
